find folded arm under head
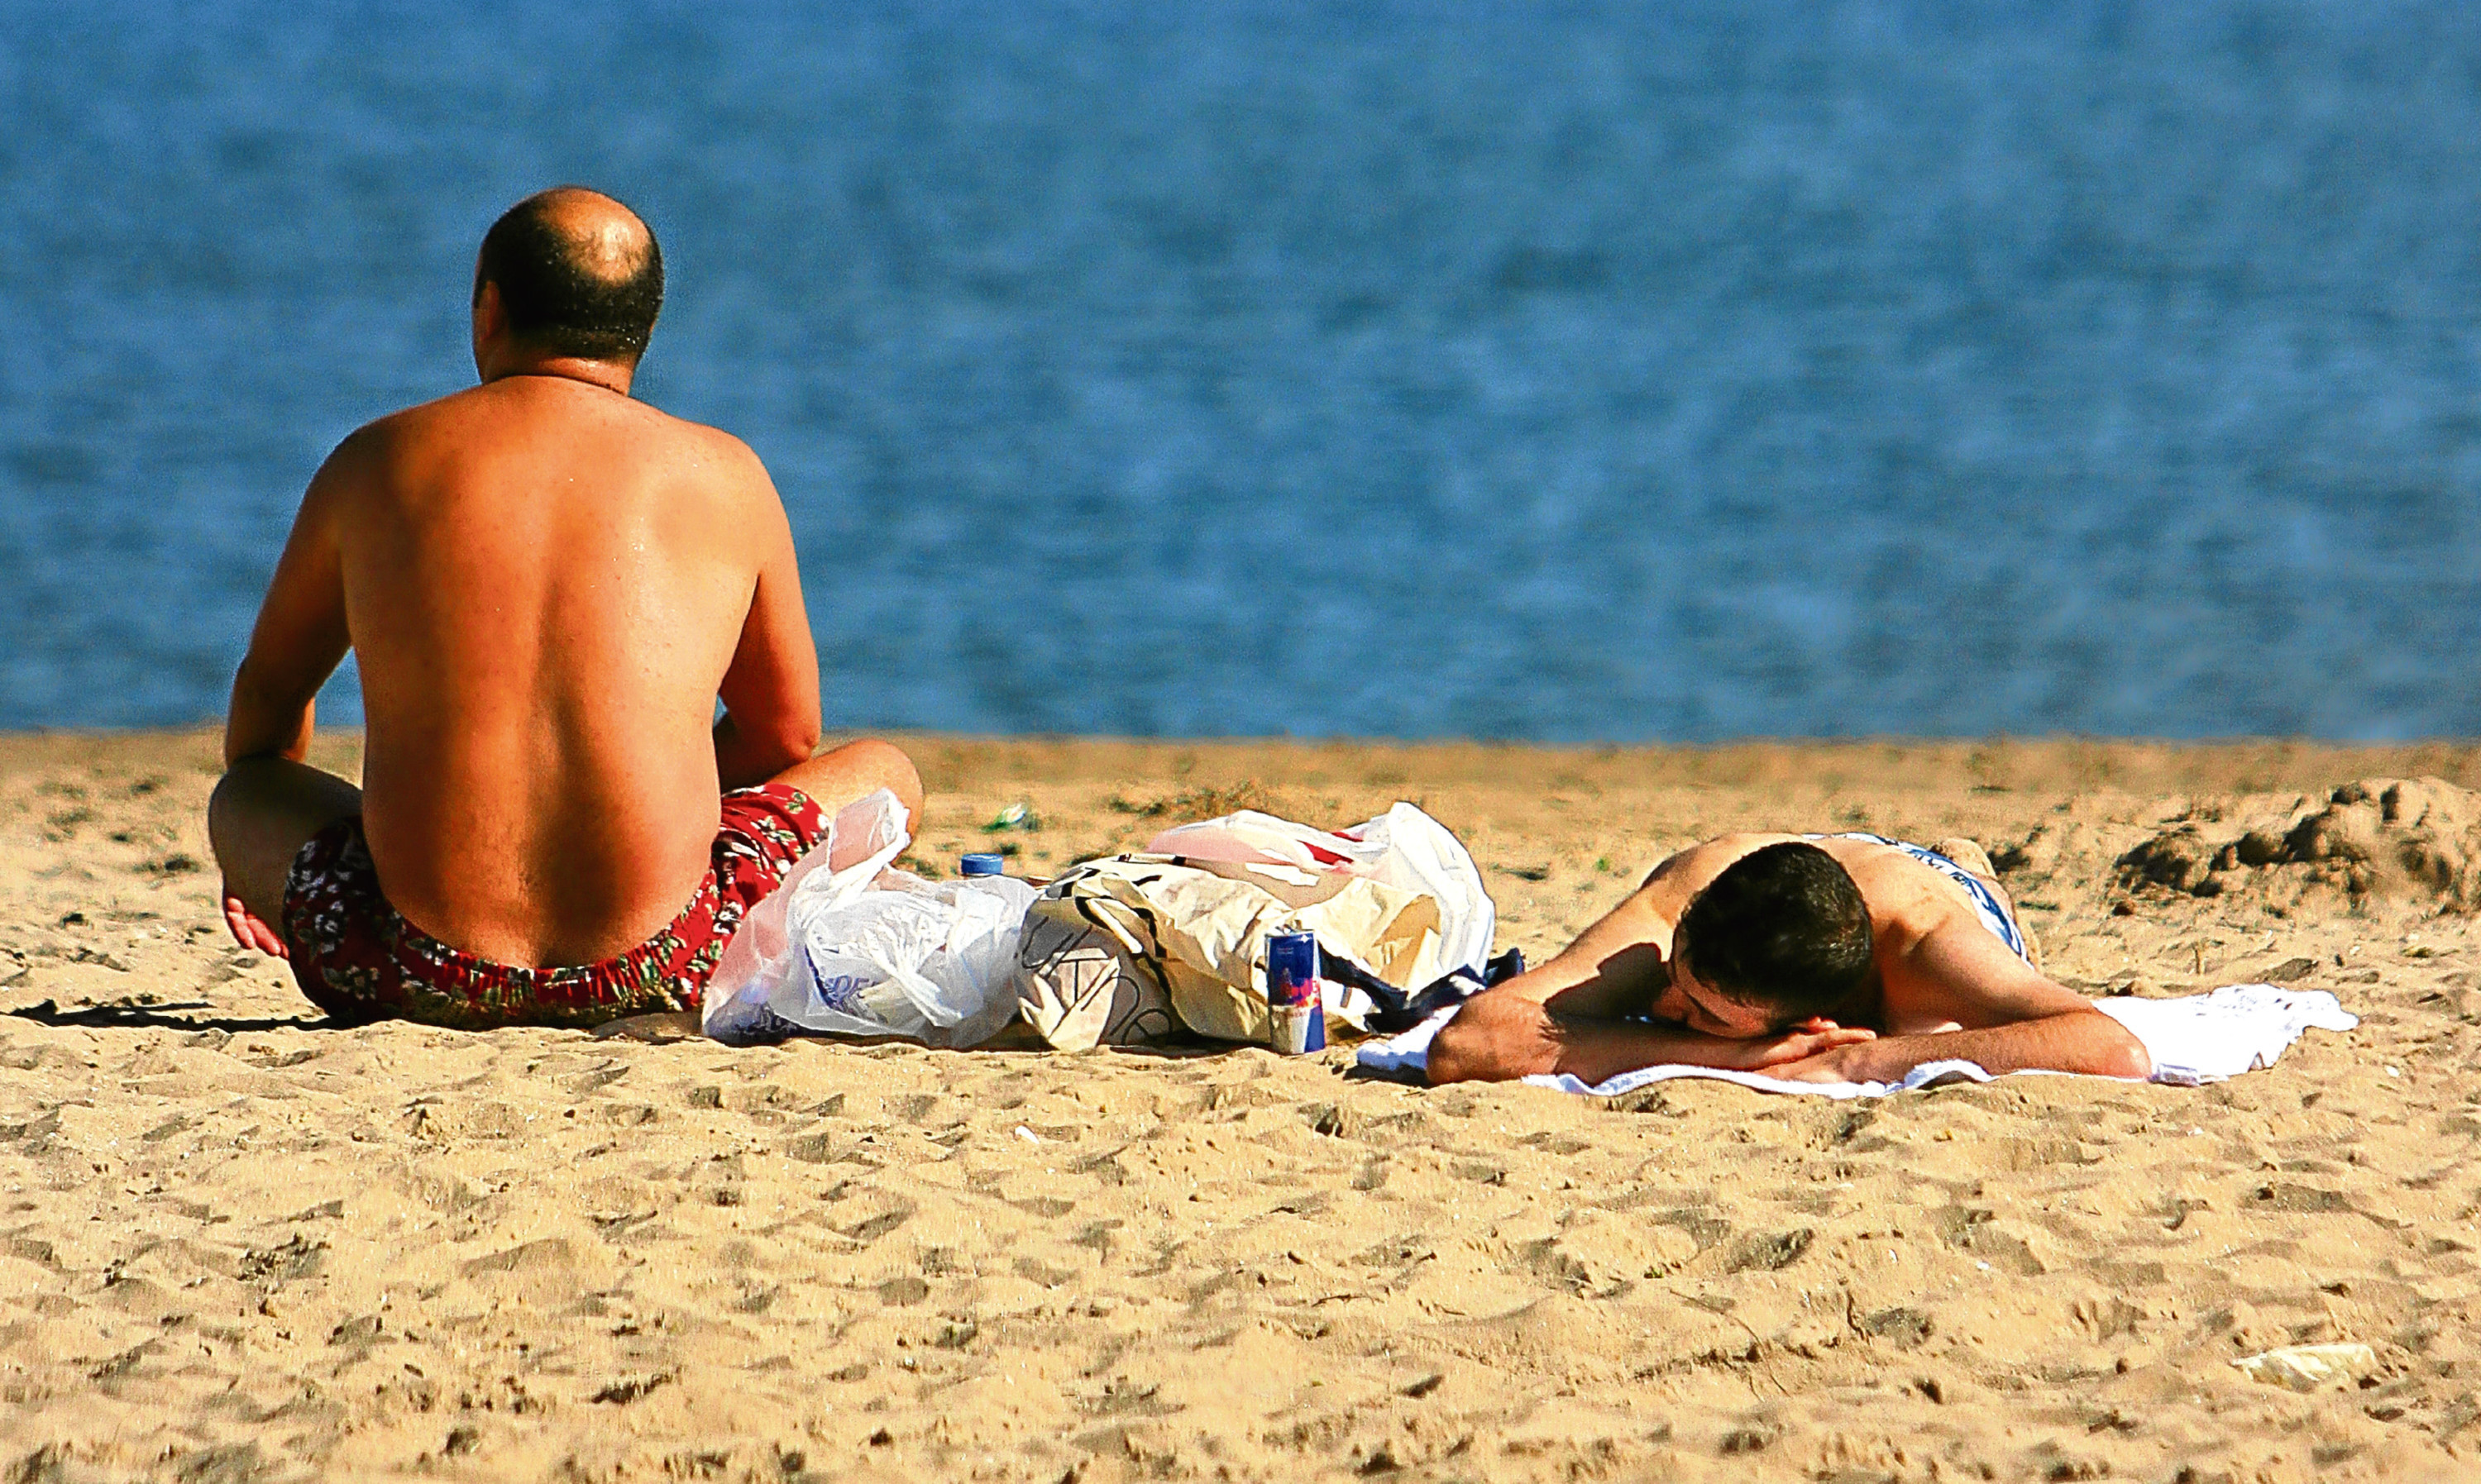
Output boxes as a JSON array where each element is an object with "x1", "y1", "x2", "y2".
[
  {"x1": 1427, "y1": 836, "x2": 1876, "y2": 1085},
  {"x1": 1427, "y1": 836, "x2": 2149, "y2": 1085},
  {"x1": 1765, "y1": 895, "x2": 2151, "y2": 1084}
]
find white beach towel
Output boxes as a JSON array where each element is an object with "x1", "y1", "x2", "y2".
[
  {"x1": 2085, "y1": 984, "x2": 2360, "y2": 1085},
  {"x1": 1354, "y1": 984, "x2": 2359, "y2": 1100}
]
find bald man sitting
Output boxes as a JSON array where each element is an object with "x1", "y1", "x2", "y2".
[{"x1": 208, "y1": 188, "x2": 920, "y2": 1029}]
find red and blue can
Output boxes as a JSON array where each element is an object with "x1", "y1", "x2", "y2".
[{"x1": 1265, "y1": 931, "x2": 1326, "y2": 1054}]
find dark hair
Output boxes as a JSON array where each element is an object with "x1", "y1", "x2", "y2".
[
  {"x1": 1676, "y1": 842, "x2": 1873, "y2": 1025},
  {"x1": 474, "y1": 189, "x2": 663, "y2": 362}
]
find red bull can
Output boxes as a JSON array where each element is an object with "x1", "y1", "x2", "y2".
[{"x1": 1265, "y1": 931, "x2": 1326, "y2": 1054}]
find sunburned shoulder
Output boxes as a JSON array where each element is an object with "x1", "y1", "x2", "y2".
[
  {"x1": 354, "y1": 382, "x2": 517, "y2": 437},
  {"x1": 318, "y1": 389, "x2": 508, "y2": 474},
  {"x1": 555, "y1": 396, "x2": 771, "y2": 480},
  {"x1": 301, "y1": 410, "x2": 423, "y2": 496},
  {"x1": 668, "y1": 416, "x2": 771, "y2": 475}
]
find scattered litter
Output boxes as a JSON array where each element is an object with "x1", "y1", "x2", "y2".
[
  {"x1": 2231, "y1": 1343, "x2": 2377, "y2": 1392},
  {"x1": 983, "y1": 803, "x2": 1038, "y2": 833},
  {"x1": 1013, "y1": 1125, "x2": 1040, "y2": 1144}
]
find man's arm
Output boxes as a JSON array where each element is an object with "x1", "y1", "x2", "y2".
[
  {"x1": 1427, "y1": 991, "x2": 1876, "y2": 1085},
  {"x1": 713, "y1": 456, "x2": 823, "y2": 791},
  {"x1": 216, "y1": 445, "x2": 358, "y2": 956},
  {"x1": 1766, "y1": 1010, "x2": 2149, "y2": 1084},
  {"x1": 1769, "y1": 914, "x2": 2150, "y2": 1083},
  {"x1": 226, "y1": 451, "x2": 354, "y2": 765}
]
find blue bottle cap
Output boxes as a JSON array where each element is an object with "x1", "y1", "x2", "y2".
[{"x1": 959, "y1": 853, "x2": 1006, "y2": 877}]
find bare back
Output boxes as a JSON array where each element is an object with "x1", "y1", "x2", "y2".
[
  {"x1": 1661, "y1": 833, "x2": 2043, "y2": 1032},
  {"x1": 310, "y1": 375, "x2": 807, "y2": 964},
  {"x1": 1508, "y1": 831, "x2": 2072, "y2": 1032}
]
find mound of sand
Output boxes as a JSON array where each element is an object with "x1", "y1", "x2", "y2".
[{"x1": 2117, "y1": 776, "x2": 2481, "y2": 913}]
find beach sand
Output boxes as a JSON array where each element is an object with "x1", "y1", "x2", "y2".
[{"x1": 4, "y1": 730, "x2": 2479, "y2": 1482}]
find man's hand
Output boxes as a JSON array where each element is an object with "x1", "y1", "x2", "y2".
[
  {"x1": 1760, "y1": 1042, "x2": 1879, "y2": 1082},
  {"x1": 1727, "y1": 1019, "x2": 1876, "y2": 1071},
  {"x1": 222, "y1": 885, "x2": 289, "y2": 959}
]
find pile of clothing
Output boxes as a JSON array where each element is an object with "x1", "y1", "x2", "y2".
[{"x1": 700, "y1": 794, "x2": 1503, "y2": 1051}]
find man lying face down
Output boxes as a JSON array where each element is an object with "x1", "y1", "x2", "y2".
[{"x1": 1426, "y1": 833, "x2": 2151, "y2": 1086}]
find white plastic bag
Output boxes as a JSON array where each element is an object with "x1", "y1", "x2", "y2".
[
  {"x1": 703, "y1": 790, "x2": 1035, "y2": 1047},
  {"x1": 1145, "y1": 803, "x2": 1494, "y2": 979}
]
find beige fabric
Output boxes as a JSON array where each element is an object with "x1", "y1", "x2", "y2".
[
  {"x1": 1015, "y1": 854, "x2": 1446, "y2": 1050},
  {"x1": 1014, "y1": 900, "x2": 1178, "y2": 1052}
]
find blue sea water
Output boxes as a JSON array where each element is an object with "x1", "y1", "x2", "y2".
[{"x1": 4, "y1": 0, "x2": 2481, "y2": 741}]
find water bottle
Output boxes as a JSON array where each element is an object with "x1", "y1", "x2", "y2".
[
  {"x1": 956, "y1": 852, "x2": 1035, "y2": 911},
  {"x1": 1264, "y1": 931, "x2": 1326, "y2": 1054},
  {"x1": 935, "y1": 852, "x2": 1037, "y2": 1017}
]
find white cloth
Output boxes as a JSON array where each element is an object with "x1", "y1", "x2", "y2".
[
  {"x1": 1354, "y1": 984, "x2": 2358, "y2": 1100},
  {"x1": 2087, "y1": 983, "x2": 2359, "y2": 1086}
]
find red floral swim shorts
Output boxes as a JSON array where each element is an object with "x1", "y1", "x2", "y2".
[{"x1": 280, "y1": 784, "x2": 830, "y2": 1029}]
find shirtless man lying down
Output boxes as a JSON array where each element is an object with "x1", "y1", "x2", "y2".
[
  {"x1": 1427, "y1": 833, "x2": 2150, "y2": 1086},
  {"x1": 208, "y1": 187, "x2": 920, "y2": 1028}
]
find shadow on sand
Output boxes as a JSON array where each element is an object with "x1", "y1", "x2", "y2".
[{"x1": 5, "y1": 996, "x2": 332, "y2": 1034}]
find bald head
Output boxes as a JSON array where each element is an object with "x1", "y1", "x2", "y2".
[{"x1": 474, "y1": 188, "x2": 664, "y2": 364}]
